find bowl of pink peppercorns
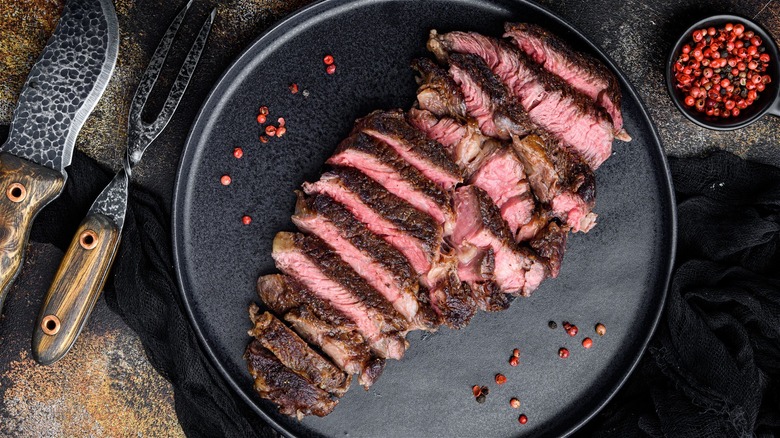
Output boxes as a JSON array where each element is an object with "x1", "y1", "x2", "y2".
[{"x1": 666, "y1": 14, "x2": 780, "y2": 130}]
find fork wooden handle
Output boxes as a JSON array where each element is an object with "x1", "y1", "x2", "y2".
[
  {"x1": 0, "y1": 152, "x2": 65, "y2": 315},
  {"x1": 32, "y1": 212, "x2": 120, "y2": 365}
]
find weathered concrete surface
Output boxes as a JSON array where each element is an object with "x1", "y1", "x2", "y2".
[{"x1": 0, "y1": 0, "x2": 778, "y2": 435}]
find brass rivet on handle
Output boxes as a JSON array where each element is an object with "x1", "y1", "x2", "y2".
[
  {"x1": 41, "y1": 315, "x2": 60, "y2": 335},
  {"x1": 6, "y1": 182, "x2": 26, "y2": 202},
  {"x1": 79, "y1": 230, "x2": 98, "y2": 250}
]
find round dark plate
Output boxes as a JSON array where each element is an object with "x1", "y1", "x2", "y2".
[{"x1": 172, "y1": 0, "x2": 677, "y2": 436}]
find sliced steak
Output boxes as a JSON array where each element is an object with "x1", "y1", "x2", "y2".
[
  {"x1": 511, "y1": 134, "x2": 597, "y2": 232},
  {"x1": 303, "y1": 167, "x2": 442, "y2": 277},
  {"x1": 411, "y1": 57, "x2": 466, "y2": 119},
  {"x1": 248, "y1": 306, "x2": 350, "y2": 396},
  {"x1": 447, "y1": 52, "x2": 536, "y2": 140},
  {"x1": 257, "y1": 274, "x2": 384, "y2": 388},
  {"x1": 353, "y1": 110, "x2": 461, "y2": 190},
  {"x1": 293, "y1": 191, "x2": 438, "y2": 329},
  {"x1": 245, "y1": 341, "x2": 337, "y2": 419},
  {"x1": 272, "y1": 232, "x2": 409, "y2": 360},
  {"x1": 429, "y1": 29, "x2": 616, "y2": 169},
  {"x1": 407, "y1": 108, "x2": 489, "y2": 172},
  {"x1": 328, "y1": 133, "x2": 455, "y2": 233},
  {"x1": 468, "y1": 144, "x2": 535, "y2": 236},
  {"x1": 452, "y1": 185, "x2": 547, "y2": 296},
  {"x1": 503, "y1": 22, "x2": 628, "y2": 137}
]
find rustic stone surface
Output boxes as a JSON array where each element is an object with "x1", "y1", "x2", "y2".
[{"x1": 0, "y1": 0, "x2": 778, "y2": 435}]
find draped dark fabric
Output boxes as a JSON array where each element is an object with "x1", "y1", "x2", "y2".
[{"x1": 14, "y1": 138, "x2": 780, "y2": 437}]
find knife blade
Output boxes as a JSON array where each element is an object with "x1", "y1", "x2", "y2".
[{"x1": 0, "y1": 0, "x2": 119, "y2": 314}]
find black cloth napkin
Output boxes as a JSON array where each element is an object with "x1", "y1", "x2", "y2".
[{"x1": 10, "y1": 134, "x2": 780, "y2": 437}]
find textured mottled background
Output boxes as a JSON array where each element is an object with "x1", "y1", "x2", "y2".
[{"x1": 0, "y1": 0, "x2": 777, "y2": 436}]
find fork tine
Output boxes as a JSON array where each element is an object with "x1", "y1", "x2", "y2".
[
  {"x1": 127, "y1": 0, "x2": 194, "y2": 129},
  {"x1": 140, "y1": 8, "x2": 216, "y2": 151}
]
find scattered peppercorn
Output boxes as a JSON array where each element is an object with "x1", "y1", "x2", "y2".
[
  {"x1": 289, "y1": 83, "x2": 299, "y2": 94},
  {"x1": 256, "y1": 114, "x2": 266, "y2": 124},
  {"x1": 582, "y1": 337, "x2": 593, "y2": 349},
  {"x1": 558, "y1": 347, "x2": 569, "y2": 359},
  {"x1": 265, "y1": 125, "x2": 277, "y2": 136},
  {"x1": 512, "y1": 348, "x2": 520, "y2": 357},
  {"x1": 278, "y1": 117, "x2": 286, "y2": 126},
  {"x1": 510, "y1": 398, "x2": 520, "y2": 409},
  {"x1": 562, "y1": 321, "x2": 571, "y2": 330},
  {"x1": 548, "y1": 320, "x2": 557, "y2": 329},
  {"x1": 323, "y1": 54, "x2": 334, "y2": 65},
  {"x1": 220, "y1": 175, "x2": 231, "y2": 186},
  {"x1": 567, "y1": 325, "x2": 578, "y2": 337},
  {"x1": 495, "y1": 373, "x2": 507, "y2": 385},
  {"x1": 518, "y1": 414, "x2": 528, "y2": 424},
  {"x1": 242, "y1": 215, "x2": 252, "y2": 225},
  {"x1": 326, "y1": 64, "x2": 336, "y2": 75},
  {"x1": 595, "y1": 323, "x2": 606, "y2": 336},
  {"x1": 259, "y1": 135, "x2": 269, "y2": 143},
  {"x1": 233, "y1": 147, "x2": 243, "y2": 159},
  {"x1": 673, "y1": 23, "x2": 772, "y2": 118},
  {"x1": 472, "y1": 385, "x2": 481, "y2": 397},
  {"x1": 258, "y1": 106, "x2": 269, "y2": 115},
  {"x1": 481, "y1": 386, "x2": 489, "y2": 396},
  {"x1": 509, "y1": 356, "x2": 519, "y2": 367},
  {"x1": 476, "y1": 395, "x2": 486, "y2": 404},
  {"x1": 276, "y1": 126, "x2": 287, "y2": 137}
]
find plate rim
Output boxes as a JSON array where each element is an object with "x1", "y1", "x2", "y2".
[{"x1": 171, "y1": 0, "x2": 678, "y2": 436}]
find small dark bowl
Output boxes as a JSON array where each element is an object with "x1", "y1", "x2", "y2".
[{"x1": 666, "y1": 14, "x2": 780, "y2": 130}]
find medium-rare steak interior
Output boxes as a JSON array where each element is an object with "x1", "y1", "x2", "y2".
[{"x1": 245, "y1": 22, "x2": 629, "y2": 418}]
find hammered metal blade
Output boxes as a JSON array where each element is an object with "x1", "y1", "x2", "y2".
[
  {"x1": 87, "y1": 170, "x2": 129, "y2": 229},
  {"x1": 0, "y1": 0, "x2": 119, "y2": 173}
]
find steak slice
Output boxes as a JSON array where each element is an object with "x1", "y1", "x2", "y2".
[
  {"x1": 293, "y1": 191, "x2": 438, "y2": 329},
  {"x1": 511, "y1": 134, "x2": 597, "y2": 232},
  {"x1": 468, "y1": 144, "x2": 535, "y2": 236},
  {"x1": 446, "y1": 52, "x2": 535, "y2": 140},
  {"x1": 503, "y1": 22, "x2": 628, "y2": 137},
  {"x1": 328, "y1": 133, "x2": 455, "y2": 233},
  {"x1": 272, "y1": 232, "x2": 409, "y2": 360},
  {"x1": 411, "y1": 57, "x2": 467, "y2": 119},
  {"x1": 248, "y1": 306, "x2": 350, "y2": 397},
  {"x1": 354, "y1": 110, "x2": 462, "y2": 190},
  {"x1": 303, "y1": 167, "x2": 442, "y2": 277},
  {"x1": 407, "y1": 108, "x2": 488, "y2": 173},
  {"x1": 245, "y1": 341, "x2": 337, "y2": 419},
  {"x1": 428, "y1": 29, "x2": 617, "y2": 169},
  {"x1": 453, "y1": 185, "x2": 547, "y2": 296},
  {"x1": 257, "y1": 274, "x2": 385, "y2": 388}
]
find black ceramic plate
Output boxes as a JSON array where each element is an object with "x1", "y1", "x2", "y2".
[{"x1": 172, "y1": 0, "x2": 676, "y2": 436}]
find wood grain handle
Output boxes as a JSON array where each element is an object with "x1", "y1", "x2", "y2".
[
  {"x1": 32, "y1": 212, "x2": 121, "y2": 365},
  {"x1": 0, "y1": 152, "x2": 66, "y2": 314}
]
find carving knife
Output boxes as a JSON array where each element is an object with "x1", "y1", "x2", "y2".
[{"x1": 0, "y1": 0, "x2": 119, "y2": 315}]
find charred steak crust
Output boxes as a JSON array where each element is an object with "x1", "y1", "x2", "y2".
[
  {"x1": 529, "y1": 221, "x2": 568, "y2": 278},
  {"x1": 428, "y1": 268, "x2": 476, "y2": 328},
  {"x1": 248, "y1": 308, "x2": 350, "y2": 397},
  {"x1": 353, "y1": 109, "x2": 462, "y2": 181},
  {"x1": 471, "y1": 183, "x2": 515, "y2": 243},
  {"x1": 411, "y1": 57, "x2": 467, "y2": 119},
  {"x1": 329, "y1": 166, "x2": 442, "y2": 251},
  {"x1": 245, "y1": 341, "x2": 338, "y2": 418},
  {"x1": 331, "y1": 133, "x2": 452, "y2": 212}
]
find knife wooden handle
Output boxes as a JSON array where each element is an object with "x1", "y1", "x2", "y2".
[
  {"x1": 0, "y1": 152, "x2": 66, "y2": 313},
  {"x1": 32, "y1": 212, "x2": 120, "y2": 365}
]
